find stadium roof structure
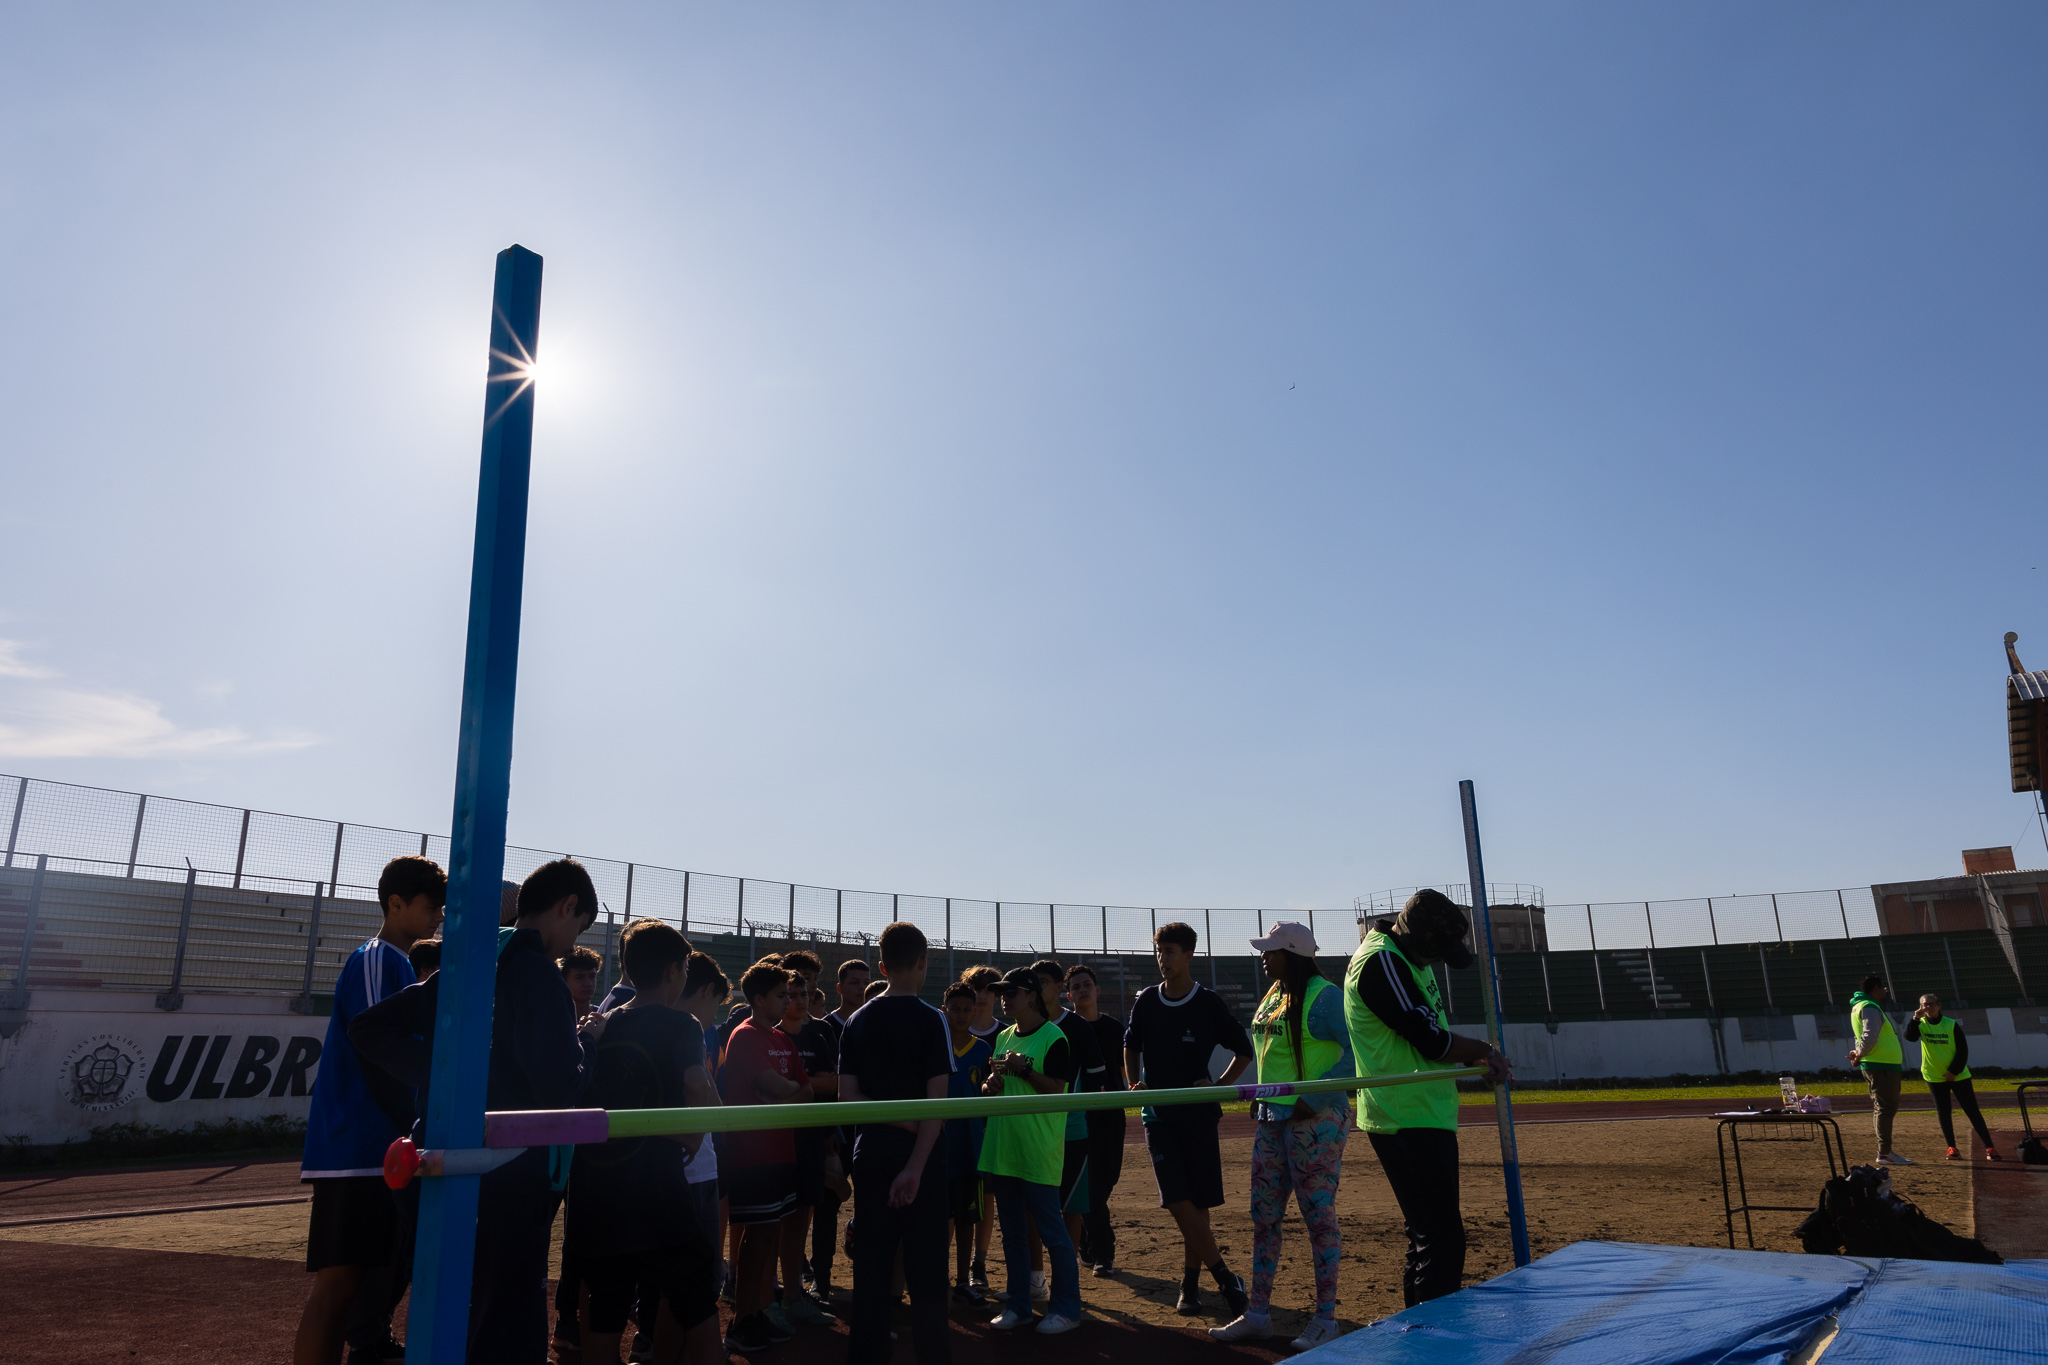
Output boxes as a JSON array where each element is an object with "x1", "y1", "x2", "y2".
[{"x1": 2005, "y1": 633, "x2": 2048, "y2": 794}]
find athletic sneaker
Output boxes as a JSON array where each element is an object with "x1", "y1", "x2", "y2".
[
  {"x1": 1986, "y1": 1146, "x2": 2004, "y2": 1161},
  {"x1": 1092, "y1": 1261, "x2": 1116, "y2": 1278},
  {"x1": 1209, "y1": 1314, "x2": 1272, "y2": 1341},
  {"x1": 1214, "y1": 1268, "x2": 1250, "y2": 1319},
  {"x1": 782, "y1": 1293, "x2": 835, "y2": 1327},
  {"x1": 1291, "y1": 1318, "x2": 1343, "y2": 1351},
  {"x1": 1878, "y1": 1151, "x2": 1916, "y2": 1166},
  {"x1": 1031, "y1": 1270, "x2": 1050, "y2": 1303},
  {"x1": 724, "y1": 1314, "x2": 773, "y2": 1355},
  {"x1": 1036, "y1": 1314, "x2": 1082, "y2": 1335},
  {"x1": 761, "y1": 1305, "x2": 796, "y2": 1342},
  {"x1": 1945, "y1": 1146, "x2": 1961, "y2": 1161},
  {"x1": 954, "y1": 1282, "x2": 987, "y2": 1306},
  {"x1": 989, "y1": 1307, "x2": 1032, "y2": 1332},
  {"x1": 969, "y1": 1257, "x2": 990, "y2": 1294},
  {"x1": 1176, "y1": 1276, "x2": 1203, "y2": 1315}
]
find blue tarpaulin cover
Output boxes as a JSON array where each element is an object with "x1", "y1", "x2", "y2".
[
  {"x1": 1302, "y1": 1241, "x2": 1870, "y2": 1365},
  {"x1": 1302, "y1": 1242, "x2": 2048, "y2": 1364},
  {"x1": 1822, "y1": 1256, "x2": 2048, "y2": 1364}
]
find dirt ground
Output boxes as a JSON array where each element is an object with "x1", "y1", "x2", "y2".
[{"x1": 0, "y1": 1108, "x2": 1989, "y2": 1358}]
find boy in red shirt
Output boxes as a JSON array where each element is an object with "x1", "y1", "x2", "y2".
[{"x1": 718, "y1": 960, "x2": 815, "y2": 1353}]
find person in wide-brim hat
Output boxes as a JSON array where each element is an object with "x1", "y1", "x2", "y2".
[{"x1": 1209, "y1": 921, "x2": 1357, "y2": 1352}]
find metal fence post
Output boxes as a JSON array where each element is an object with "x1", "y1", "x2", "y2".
[
  {"x1": 736, "y1": 879, "x2": 745, "y2": 933},
  {"x1": 3, "y1": 853, "x2": 48, "y2": 1011},
  {"x1": 125, "y1": 794, "x2": 147, "y2": 877},
  {"x1": 1050, "y1": 903, "x2": 1057, "y2": 956},
  {"x1": 1707, "y1": 897, "x2": 1718, "y2": 944},
  {"x1": 788, "y1": 883, "x2": 796, "y2": 939},
  {"x1": 330, "y1": 823, "x2": 346, "y2": 900},
  {"x1": 1586, "y1": 905, "x2": 1597, "y2": 951},
  {"x1": 946, "y1": 898, "x2": 954, "y2": 981},
  {"x1": 3, "y1": 775, "x2": 25, "y2": 868},
  {"x1": 232, "y1": 808, "x2": 251, "y2": 889},
  {"x1": 682, "y1": 871, "x2": 691, "y2": 934},
  {"x1": 156, "y1": 864, "x2": 198, "y2": 1011},
  {"x1": 1837, "y1": 889, "x2": 1850, "y2": 938},
  {"x1": 294, "y1": 882, "x2": 326, "y2": 1015},
  {"x1": 1205, "y1": 909, "x2": 1217, "y2": 991},
  {"x1": 1644, "y1": 902, "x2": 1655, "y2": 951},
  {"x1": 996, "y1": 902, "x2": 1002, "y2": 955},
  {"x1": 834, "y1": 887, "x2": 840, "y2": 942},
  {"x1": 1771, "y1": 894, "x2": 1784, "y2": 943},
  {"x1": 625, "y1": 863, "x2": 635, "y2": 918},
  {"x1": 1101, "y1": 905, "x2": 1107, "y2": 954}
]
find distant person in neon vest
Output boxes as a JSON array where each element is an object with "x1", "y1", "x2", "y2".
[
  {"x1": 1906, "y1": 995, "x2": 2002, "y2": 1163},
  {"x1": 1847, "y1": 976, "x2": 1911, "y2": 1166},
  {"x1": 1344, "y1": 890, "x2": 1512, "y2": 1308},
  {"x1": 1209, "y1": 920, "x2": 1355, "y2": 1353}
]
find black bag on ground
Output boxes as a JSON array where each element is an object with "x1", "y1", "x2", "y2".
[
  {"x1": 1795, "y1": 1166, "x2": 2001, "y2": 1264},
  {"x1": 2020, "y1": 1133, "x2": 2048, "y2": 1166}
]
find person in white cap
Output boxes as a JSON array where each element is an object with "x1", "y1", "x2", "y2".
[{"x1": 1210, "y1": 921, "x2": 1355, "y2": 1351}]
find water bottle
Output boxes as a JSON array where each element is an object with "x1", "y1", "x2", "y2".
[{"x1": 1779, "y1": 1075, "x2": 1799, "y2": 1109}]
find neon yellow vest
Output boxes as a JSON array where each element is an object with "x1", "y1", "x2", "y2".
[
  {"x1": 1344, "y1": 930, "x2": 1459, "y2": 1133},
  {"x1": 1851, "y1": 998, "x2": 1901, "y2": 1068},
  {"x1": 977, "y1": 1020, "x2": 1067, "y2": 1186},
  {"x1": 1915, "y1": 1016, "x2": 1968, "y2": 1082},
  {"x1": 1253, "y1": 976, "x2": 1342, "y2": 1086}
]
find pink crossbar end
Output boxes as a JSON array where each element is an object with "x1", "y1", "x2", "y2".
[
  {"x1": 1236, "y1": 1082, "x2": 1296, "y2": 1100},
  {"x1": 484, "y1": 1108, "x2": 610, "y2": 1148}
]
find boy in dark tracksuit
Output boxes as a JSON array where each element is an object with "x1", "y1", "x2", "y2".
[{"x1": 352, "y1": 859, "x2": 601, "y2": 1363}]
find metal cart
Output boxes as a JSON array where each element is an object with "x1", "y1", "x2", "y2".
[{"x1": 1714, "y1": 1110, "x2": 1850, "y2": 1249}]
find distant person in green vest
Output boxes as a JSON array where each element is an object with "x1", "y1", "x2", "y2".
[
  {"x1": 1210, "y1": 921, "x2": 1354, "y2": 1352},
  {"x1": 980, "y1": 966, "x2": 1084, "y2": 1335},
  {"x1": 1847, "y1": 975, "x2": 1912, "y2": 1166},
  {"x1": 1344, "y1": 891, "x2": 1512, "y2": 1307},
  {"x1": 1906, "y1": 994, "x2": 2003, "y2": 1163}
]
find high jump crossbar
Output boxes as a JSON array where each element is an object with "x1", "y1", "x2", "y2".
[{"x1": 386, "y1": 1067, "x2": 1489, "y2": 1183}]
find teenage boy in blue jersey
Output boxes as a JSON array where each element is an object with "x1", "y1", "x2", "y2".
[
  {"x1": 351, "y1": 858, "x2": 601, "y2": 1364},
  {"x1": 293, "y1": 855, "x2": 445, "y2": 1365}
]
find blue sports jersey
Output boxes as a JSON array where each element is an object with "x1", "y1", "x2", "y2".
[
  {"x1": 302, "y1": 937, "x2": 416, "y2": 1179},
  {"x1": 943, "y1": 1034, "x2": 993, "y2": 1179}
]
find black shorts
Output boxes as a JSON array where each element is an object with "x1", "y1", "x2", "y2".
[
  {"x1": 947, "y1": 1173, "x2": 981, "y2": 1226},
  {"x1": 1144, "y1": 1119, "x2": 1224, "y2": 1210},
  {"x1": 793, "y1": 1127, "x2": 828, "y2": 1205},
  {"x1": 1060, "y1": 1139, "x2": 1092, "y2": 1216},
  {"x1": 582, "y1": 1240, "x2": 719, "y2": 1333},
  {"x1": 305, "y1": 1175, "x2": 399, "y2": 1272},
  {"x1": 725, "y1": 1164, "x2": 799, "y2": 1226}
]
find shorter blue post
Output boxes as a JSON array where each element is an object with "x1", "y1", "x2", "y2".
[{"x1": 1461, "y1": 780, "x2": 1532, "y2": 1268}]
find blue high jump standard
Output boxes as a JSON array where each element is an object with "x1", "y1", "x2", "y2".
[
  {"x1": 407, "y1": 244, "x2": 544, "y2": 1365},
  {"x1": 1296, "y1": 1241, "x2": 2048, "y2": 1365}
]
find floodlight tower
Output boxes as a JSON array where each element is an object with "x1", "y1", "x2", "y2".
[{"x1": 2007, "y1": 632, "x2": 2048, "y2": 855}]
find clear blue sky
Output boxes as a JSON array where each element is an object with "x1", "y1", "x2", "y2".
[{"x1": 2, "y1": 5, "x2": 2043, "y2": 913}]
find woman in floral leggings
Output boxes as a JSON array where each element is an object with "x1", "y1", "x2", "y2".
[{"x1": 1211, "y1": 921, "x2": 1355, "y2": 1352}]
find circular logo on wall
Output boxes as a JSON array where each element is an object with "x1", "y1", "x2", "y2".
[{"x1": 59, "y1": 1033, "x2": 146, "y2": 1112}]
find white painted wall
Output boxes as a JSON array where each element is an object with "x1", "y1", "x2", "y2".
[
  {"x1": 0, "y1": 990, "x2": 322, "y2": 1148},
  {"x1": 1454, "y1": 1011, "x2": 2048, "y2": 1084}
]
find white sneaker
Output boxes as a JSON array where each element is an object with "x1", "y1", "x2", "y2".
[
  {"x1": 1036, "y1": 1314, "x2": 1082, "y2": 1335},
  {"x1": 1030, "y1": 1270, "x2": 1050, "y2": 1303},
  {"x1": 989, "y1": 1308, "x2": 1030, "y2": 1332},
  {"x1": 1210, "y1": 1314, "x2": 1272, "y2": 1342},
  {"x1": 1291, "y1": 1318, "x2": 1343, "y2": 1351},
  {"x1": 1878, "y1": 1151, "x2": 1916, "y2": 1166}
]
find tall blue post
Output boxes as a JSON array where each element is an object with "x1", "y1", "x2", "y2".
[
  {"x1": 408, "y1": 245, "x2": 544, "y2": 1365},
  {"x1": 1460, "y1": 779, "x2": 1532, "y2": 1268}
]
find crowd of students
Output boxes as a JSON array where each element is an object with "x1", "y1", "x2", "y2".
[{"x1": 292, "y1": 858, "x2": 1516, "y2": 1365}]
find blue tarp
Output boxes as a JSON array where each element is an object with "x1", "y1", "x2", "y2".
[
  {"x1": 1305, "y1": 1241, "x2": 1869, "y2": 1365},
  {"x1": 1303, "y1": 1242, "x2": 2048, "y2": 1364},
  {"x1": 1823, "y1": 1256, "x2": 2048, "y2": 1364}
]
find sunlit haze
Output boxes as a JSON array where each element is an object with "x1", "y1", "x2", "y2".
[{"x1": 2, "y1": 6, "x2": 2044, "y2": 910}]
